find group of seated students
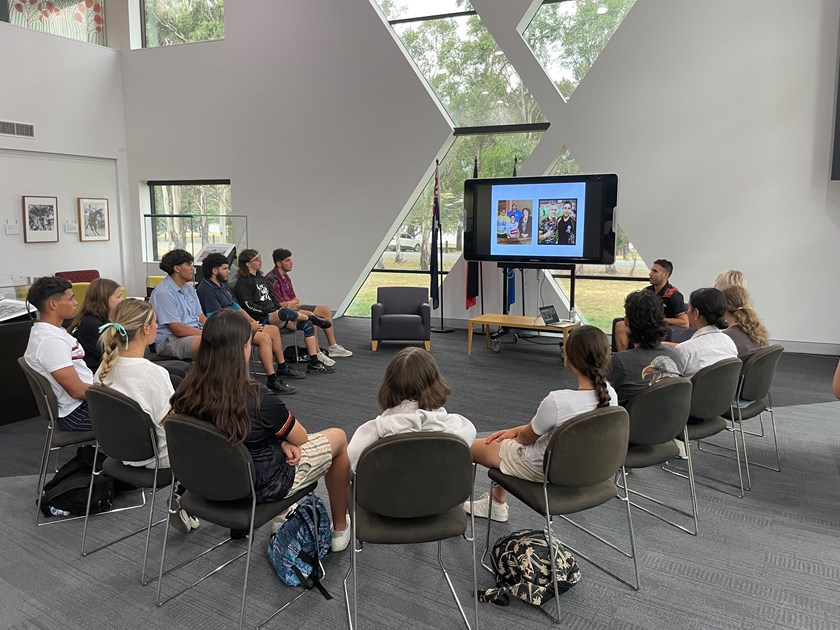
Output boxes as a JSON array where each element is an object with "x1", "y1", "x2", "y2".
[{"x1": 22, "y1": 256, "x2": 771, "y2": 550}]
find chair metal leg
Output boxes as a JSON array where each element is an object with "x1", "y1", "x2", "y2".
[
  {"x1": 480, "y1": 482, "x2": 495, "y2": 575},
  {"x1": 619, "y1": 467, "x2": 640, "y2": 591},
  {"x1": 543, "y1": 484, "x2": 562, "y2": 625},
  {"x1": 437, "y1": 541, "x2": 473, "y2": 630},
  {"x1": 464, "y1": 464, "x2": 477, "y2": 543},
  {"x1": 34, "y1": 422, "x2": 54, "y2": 525}
]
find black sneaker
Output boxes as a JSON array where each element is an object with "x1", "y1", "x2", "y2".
[
  {"x1": 267, "y1": 379, "x2": 296, "y2": 395},
  {"x1": 308, "y1": 315, "x2": 333, "y2": 329},
  {"x1": 307, "y1": 360, "x2": 335, "y2": 374},
  {"x1": 277, "y1": 364, "x2": 306, "y2": 380}
]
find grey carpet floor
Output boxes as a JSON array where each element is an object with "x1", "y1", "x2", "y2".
[{"x1": 1, "y1": 317, "x2": 839, "y2": 629}]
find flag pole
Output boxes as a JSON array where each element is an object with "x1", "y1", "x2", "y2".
[{"x1": 432, "y1": 158, "x2": 453, "y2": 333}]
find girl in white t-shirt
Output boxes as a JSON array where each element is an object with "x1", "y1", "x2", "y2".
[
  {"x1": 95, "y1": 300, "x2": 200, "y2": 533},
  {"x1": 466, "y1": 325, "x2": 617, "y2": 522},
  {"x1": 347, "y1": 347, "x2": 476, "y2": 470},
  {"x1": 96, "y1": 299, "x2": 174, "y2": 469}
]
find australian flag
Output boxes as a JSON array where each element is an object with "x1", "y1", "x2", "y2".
[{"x1": 430, "y1": 160, "x2": 440, "y2": 310}]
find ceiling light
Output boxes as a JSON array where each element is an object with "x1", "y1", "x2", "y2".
[{"x1": 596, "y1": 5, "x2": 608, "y2": 14}]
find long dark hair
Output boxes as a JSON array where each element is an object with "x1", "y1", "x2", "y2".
[
  {"x1": 689, "y1": 287, "x2": 727, "y2": 329},
  {"x1": 169, "y1": 310, "x2": 257, "y2": 444},
  {"x1": 68, "y1": 278, "x2": 121, "y2": 331},
  {"x1": 237, "y1": 249, "x2": 261, "y2": 279},
  {"x1": 565, "y1": 325, "x2": 612, "y2": 408}
]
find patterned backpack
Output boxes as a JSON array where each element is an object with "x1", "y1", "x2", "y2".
[
  {"x1": 267, "y1": 495, "x2": 333, "y2": 599},
  {"x1": 479, "y1": 528, "x2": 581, "y2": 607}
]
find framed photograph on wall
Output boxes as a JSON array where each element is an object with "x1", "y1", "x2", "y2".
[
  {"x1": 78, "y1": 197, "x2": 110, "y2": 242},
  {"x1": 22, "y1": 196, "x2": 59, "y2": 243}
]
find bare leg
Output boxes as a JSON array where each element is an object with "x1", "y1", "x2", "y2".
[
  {"x1": 302, "y1": 306, "x2": 337, "y2": 347},
  {"x1": 260, "y1": 323, "x2": 286, "y2": 365},
  {"x1": 286, "y1": 320, "x2": 320, "y2": 356},
  {"x1": 253, "y1": 330, "x2": 276, "y2": 375},
  {"x1": 318, "y1": 428, "x2": 349, "y2": 530},
  {"x1": 614, "y1": 320, "x2": 630, "y2": 352},
  {"x1": 470, "y1": 439, "x2": 508, "y2": 503}
]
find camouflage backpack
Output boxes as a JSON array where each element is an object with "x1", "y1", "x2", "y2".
[{"x1": 479, "y1": 528, "x2": 581, "y2": 607}]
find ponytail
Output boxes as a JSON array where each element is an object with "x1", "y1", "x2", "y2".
[
  {"x1": 97, "y1": 300, "x2": 156, "y2": 384},
  {"x1": 566, "y1": 325, "x2": 612, "y2": 407}
]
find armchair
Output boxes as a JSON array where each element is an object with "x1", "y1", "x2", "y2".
[{"x1": 371, "y1": 287, "x2": 431, "y2": 351}]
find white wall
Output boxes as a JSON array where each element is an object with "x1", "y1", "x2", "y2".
[
  {"x1": 438, "y1": 0, "x2": 840, "y2": 350},
  {"x1": 0, "y1": 23, "x2": 130, "y2": 283},
  {"x1": 119, "y1": 0, "x2": 451, "y2": 303}
]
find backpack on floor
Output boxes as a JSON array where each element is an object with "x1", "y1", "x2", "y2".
[
  {"x1": 283, "y1": 346, "x2": 311, "y2": 363},
  {"x1": 479, "y1": 528, "x2": 581, "y2": 607},
  {"x1": 39, "y1": 446, "x2": 115, "y2": 517},
  {"x1": 267, "y1": 495, "x2": 332, "y2": 599}
]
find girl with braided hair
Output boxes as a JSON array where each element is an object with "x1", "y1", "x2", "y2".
[
  {"x1": 720, "y1": 285, "x2": 768, "y2": 358},
  {"x1": 465, "y1": 325, "x2": 617, "y2": 522},
  {"x1": 96, "y1": 299, "x2": 175, "y2": 469},
  {"x1": 96, "y1": 299, "x2": 201, "y2": 533}
]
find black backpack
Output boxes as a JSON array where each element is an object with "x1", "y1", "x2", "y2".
[
  {"x1": 39, "y1": 446, "x2": 115, "y2": 517},
  {"x1": 283, "y1": 346, "x2": 311, "y2": 363},
  {"x1": 479, "y1": 528, "x2": 581, "y2": 607}
]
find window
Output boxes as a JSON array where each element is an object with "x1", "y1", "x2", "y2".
[
  {"x1": 142, "y1": 0, "x2": 224, "y2": 48},
  {"x1": 2, "y1": 0, "x2": 105, "y2": 45},
  {"x1": 146, "y1": 180, "x2": 232, "y2": 261}
]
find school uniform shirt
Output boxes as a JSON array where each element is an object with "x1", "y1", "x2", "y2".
[
  {"x1": 244, "y1": 385, "x2": 298, "y2": 503},
  {"x1": 95, "y1": 357, "x2": 174, "y2": 468},
  {"x1": 25, "y1": 322, "x2": 94, "y2": 418},
  {"x1": 347, "y1": 400, "x2": 477, "y2": 471},
  {"x1": 673, "y1": 325, "x2": 738, "y2": 378},
  {"x1": 723, "y1": 324, "x2": 765, "y2": 359},
  {"x1": 524, "y1": 387, "x2": 618, "y2": 469},
  {"x1": 149, "y1": 275, "x2": 203, "y2": 346}
]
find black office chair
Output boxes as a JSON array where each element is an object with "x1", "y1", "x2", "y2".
[
  {"x1": 664, "y1": 357, "x2": 744, "y2": 496},
  {"x1": 156, "y1": 414, "x2": 319, "y2": 630},
  {"x1": 82, "y1": 385, "x2": 172, "y2": 584},
  {"x1": 17, "y1": 357, "x2": 95, "y2": 526},
  {"x1": 484, "y1": 406, "x2": 637, "y2": 624},
  {"x1": 343, "y1": 433, "x2": 478, "y2": 630},
  {"x1": 623, "y1": 378, "x2": 697, "y2": 534}
]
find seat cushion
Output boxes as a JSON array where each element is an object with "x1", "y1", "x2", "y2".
[
  {"x1": 180, "y1": 483, "x2": 316, "y2": 530},
  {"x1": 377, "y1": 314, "x2": 426, "y2": 340},
  {"x1": 355, "y1": 505, "x2": 466, "y2": 544},
  {"x1": 489, "y1": 469, "x2": 617, "y2": 516},
  {"x1": 52, "y1": 429, "x2": 95, "y2": 448},
  {"x1": 723, "y1": 398, "x2": 768, "y2": 422},
  {"x1": 103, "y1": 457, "x2": 172, "y2": 489},
  {"x1": 625, "y1": 442, "x2": 679, "y2": 469},
  {"x1": 685, "y1": 416, "x2": 728, "y2": 440}
]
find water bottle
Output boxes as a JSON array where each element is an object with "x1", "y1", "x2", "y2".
[
  {"x1": 568, "y1": 307, "x2": 576, "y2": 322},
  {"x1": 49, "y1": 506, "x2": 71, "y2": 518}
]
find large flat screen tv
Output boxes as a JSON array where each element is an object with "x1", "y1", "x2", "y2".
[{"x1": 464, "y1": 173, "x2": 617, "y2": 265}]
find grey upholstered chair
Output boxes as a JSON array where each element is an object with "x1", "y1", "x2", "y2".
[
  {"x1": 17, "y1": 357, "x2": 95, "y2": 526},
  {"x1": 721, "y1": 344, "x2": 784, "y2": 484},
  {"x1": 484, "y1": 406, "x2": 637, "y2": 624},
  {"x1": 343, "y1": 432, "x2": 478, "y2": 630},
  {"x1": 83, "y1": 385, "x2": 172, "y2": 584},
  {"x1": 623, "y1": 378, "x2": 697, "y2": 534},
  {"x1": 371, "y1": 287, "x2": 431, "y2": 352},
  {"x1": 664, "y1": 357, "x2": 744, "y2": 496},
  {"x1": 156, "y1": 414, "x2": 319, "y2": 630}
]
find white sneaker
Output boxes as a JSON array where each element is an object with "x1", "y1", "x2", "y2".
[
  {"x1": 331, "y1": 513, "x2": 352, "y2": 552},
  {"x1": 463, "y1": 492, "x2": 509, "y2": 522},
  {"x1": 674, "y1": 439, "x2": 688, "y2": 460},
  {"x1": 328, "y1": 344, "x2": 353, "y2": 358},
  {"x1": 316, "y1": 351, "x2": 336, "y2": 367}
]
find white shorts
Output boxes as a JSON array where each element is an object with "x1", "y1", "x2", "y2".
[
  {"x1": 287, "y1": 433, "x2": 333, "y2": 495},
  {"x1": 498, "y1": 439, "x2": 544, "y2": 483}
]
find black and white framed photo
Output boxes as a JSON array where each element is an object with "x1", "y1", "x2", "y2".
[
  {"x1": 78, "y1": 197, "x2": 110, "y2": 242},
  {"x1": 22, "y1": 196, "x2": 59, "y2": 243}
]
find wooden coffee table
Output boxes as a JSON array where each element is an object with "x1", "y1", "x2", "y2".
[{"x1": 467, "y1": 313, "x2": 581, "y2": 367}]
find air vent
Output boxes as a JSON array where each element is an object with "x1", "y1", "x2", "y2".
[{"x1": 0, "y1": 121, "x2": 34, "y2": 138}]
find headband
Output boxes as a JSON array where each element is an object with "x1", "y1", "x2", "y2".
[{"x1": 98, "y1": 322, "x2": 130, "y2": 349}]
